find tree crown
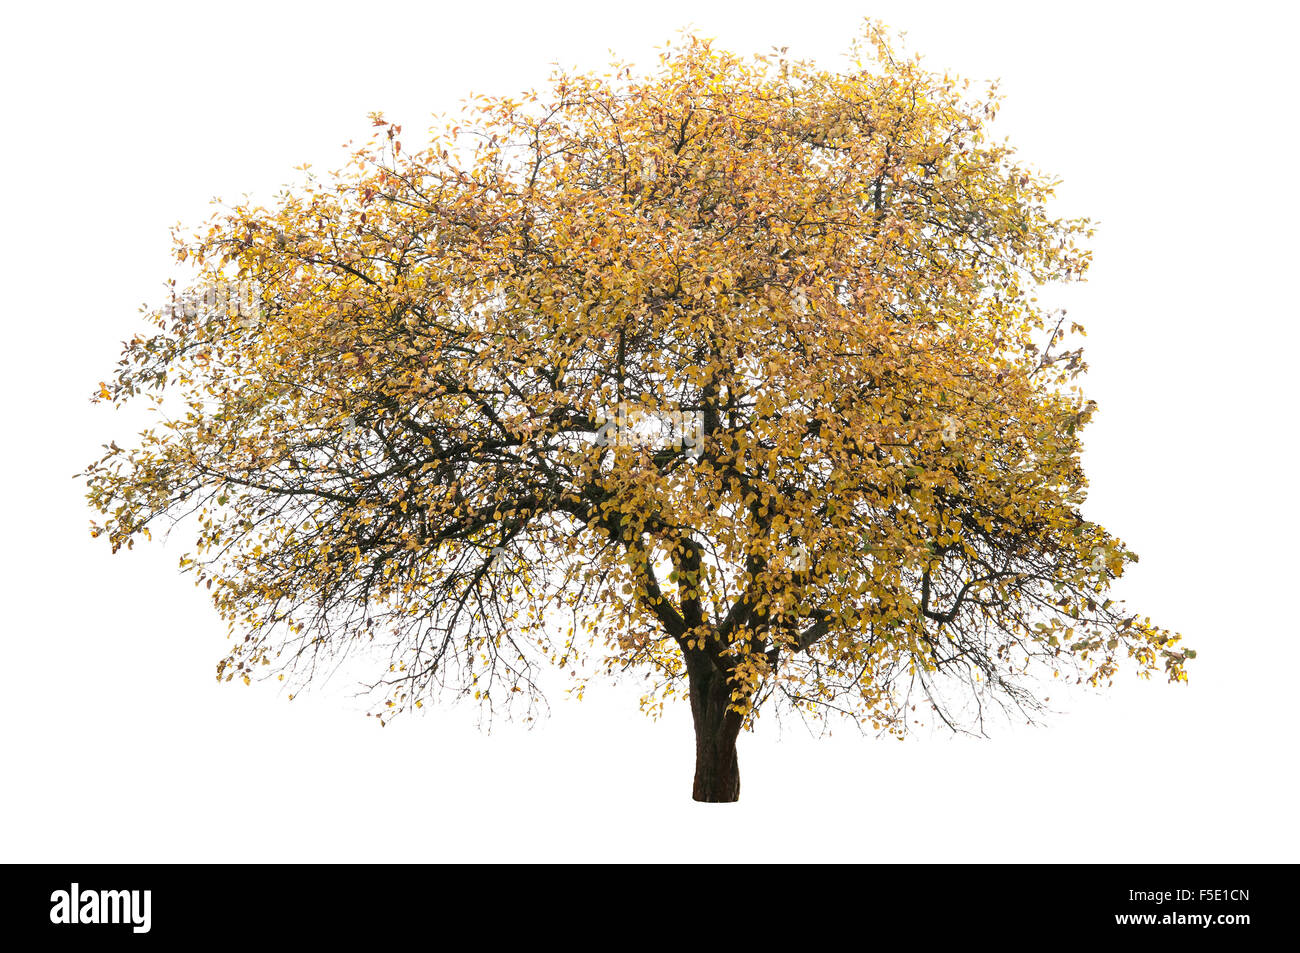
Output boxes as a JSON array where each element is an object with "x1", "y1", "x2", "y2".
[{"x1": 85, "y1": 21, "x2": 1191, "y2": 740}]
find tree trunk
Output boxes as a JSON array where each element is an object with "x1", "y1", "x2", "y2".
[{"x1": 686, "y1": 656, "x2": 744, "y2": 802}]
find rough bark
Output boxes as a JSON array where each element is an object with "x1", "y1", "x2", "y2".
[{"x1": 686, "y1": 655, "x2": 744, "y2": 802}]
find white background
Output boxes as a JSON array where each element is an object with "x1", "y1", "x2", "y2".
[{"x1": 2, "y1": 0, "x2": 1296, "y2": 862}]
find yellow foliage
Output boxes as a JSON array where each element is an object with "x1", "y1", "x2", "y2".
[{"x1": 82, "y1": 19, "x2": 1187, "y2": 743}]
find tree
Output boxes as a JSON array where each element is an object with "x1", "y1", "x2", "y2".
[{"x1": 84, "y1": 22, "x2": 1191, "y2": 802}]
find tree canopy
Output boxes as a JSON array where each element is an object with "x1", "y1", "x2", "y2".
[{"x1": 84, "y1": 22, "x2": 1191, "y2": 801}]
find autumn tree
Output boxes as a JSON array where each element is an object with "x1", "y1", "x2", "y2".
[{"x1": 84, "y1": 22, "x2": 1191, "y2": 802}]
